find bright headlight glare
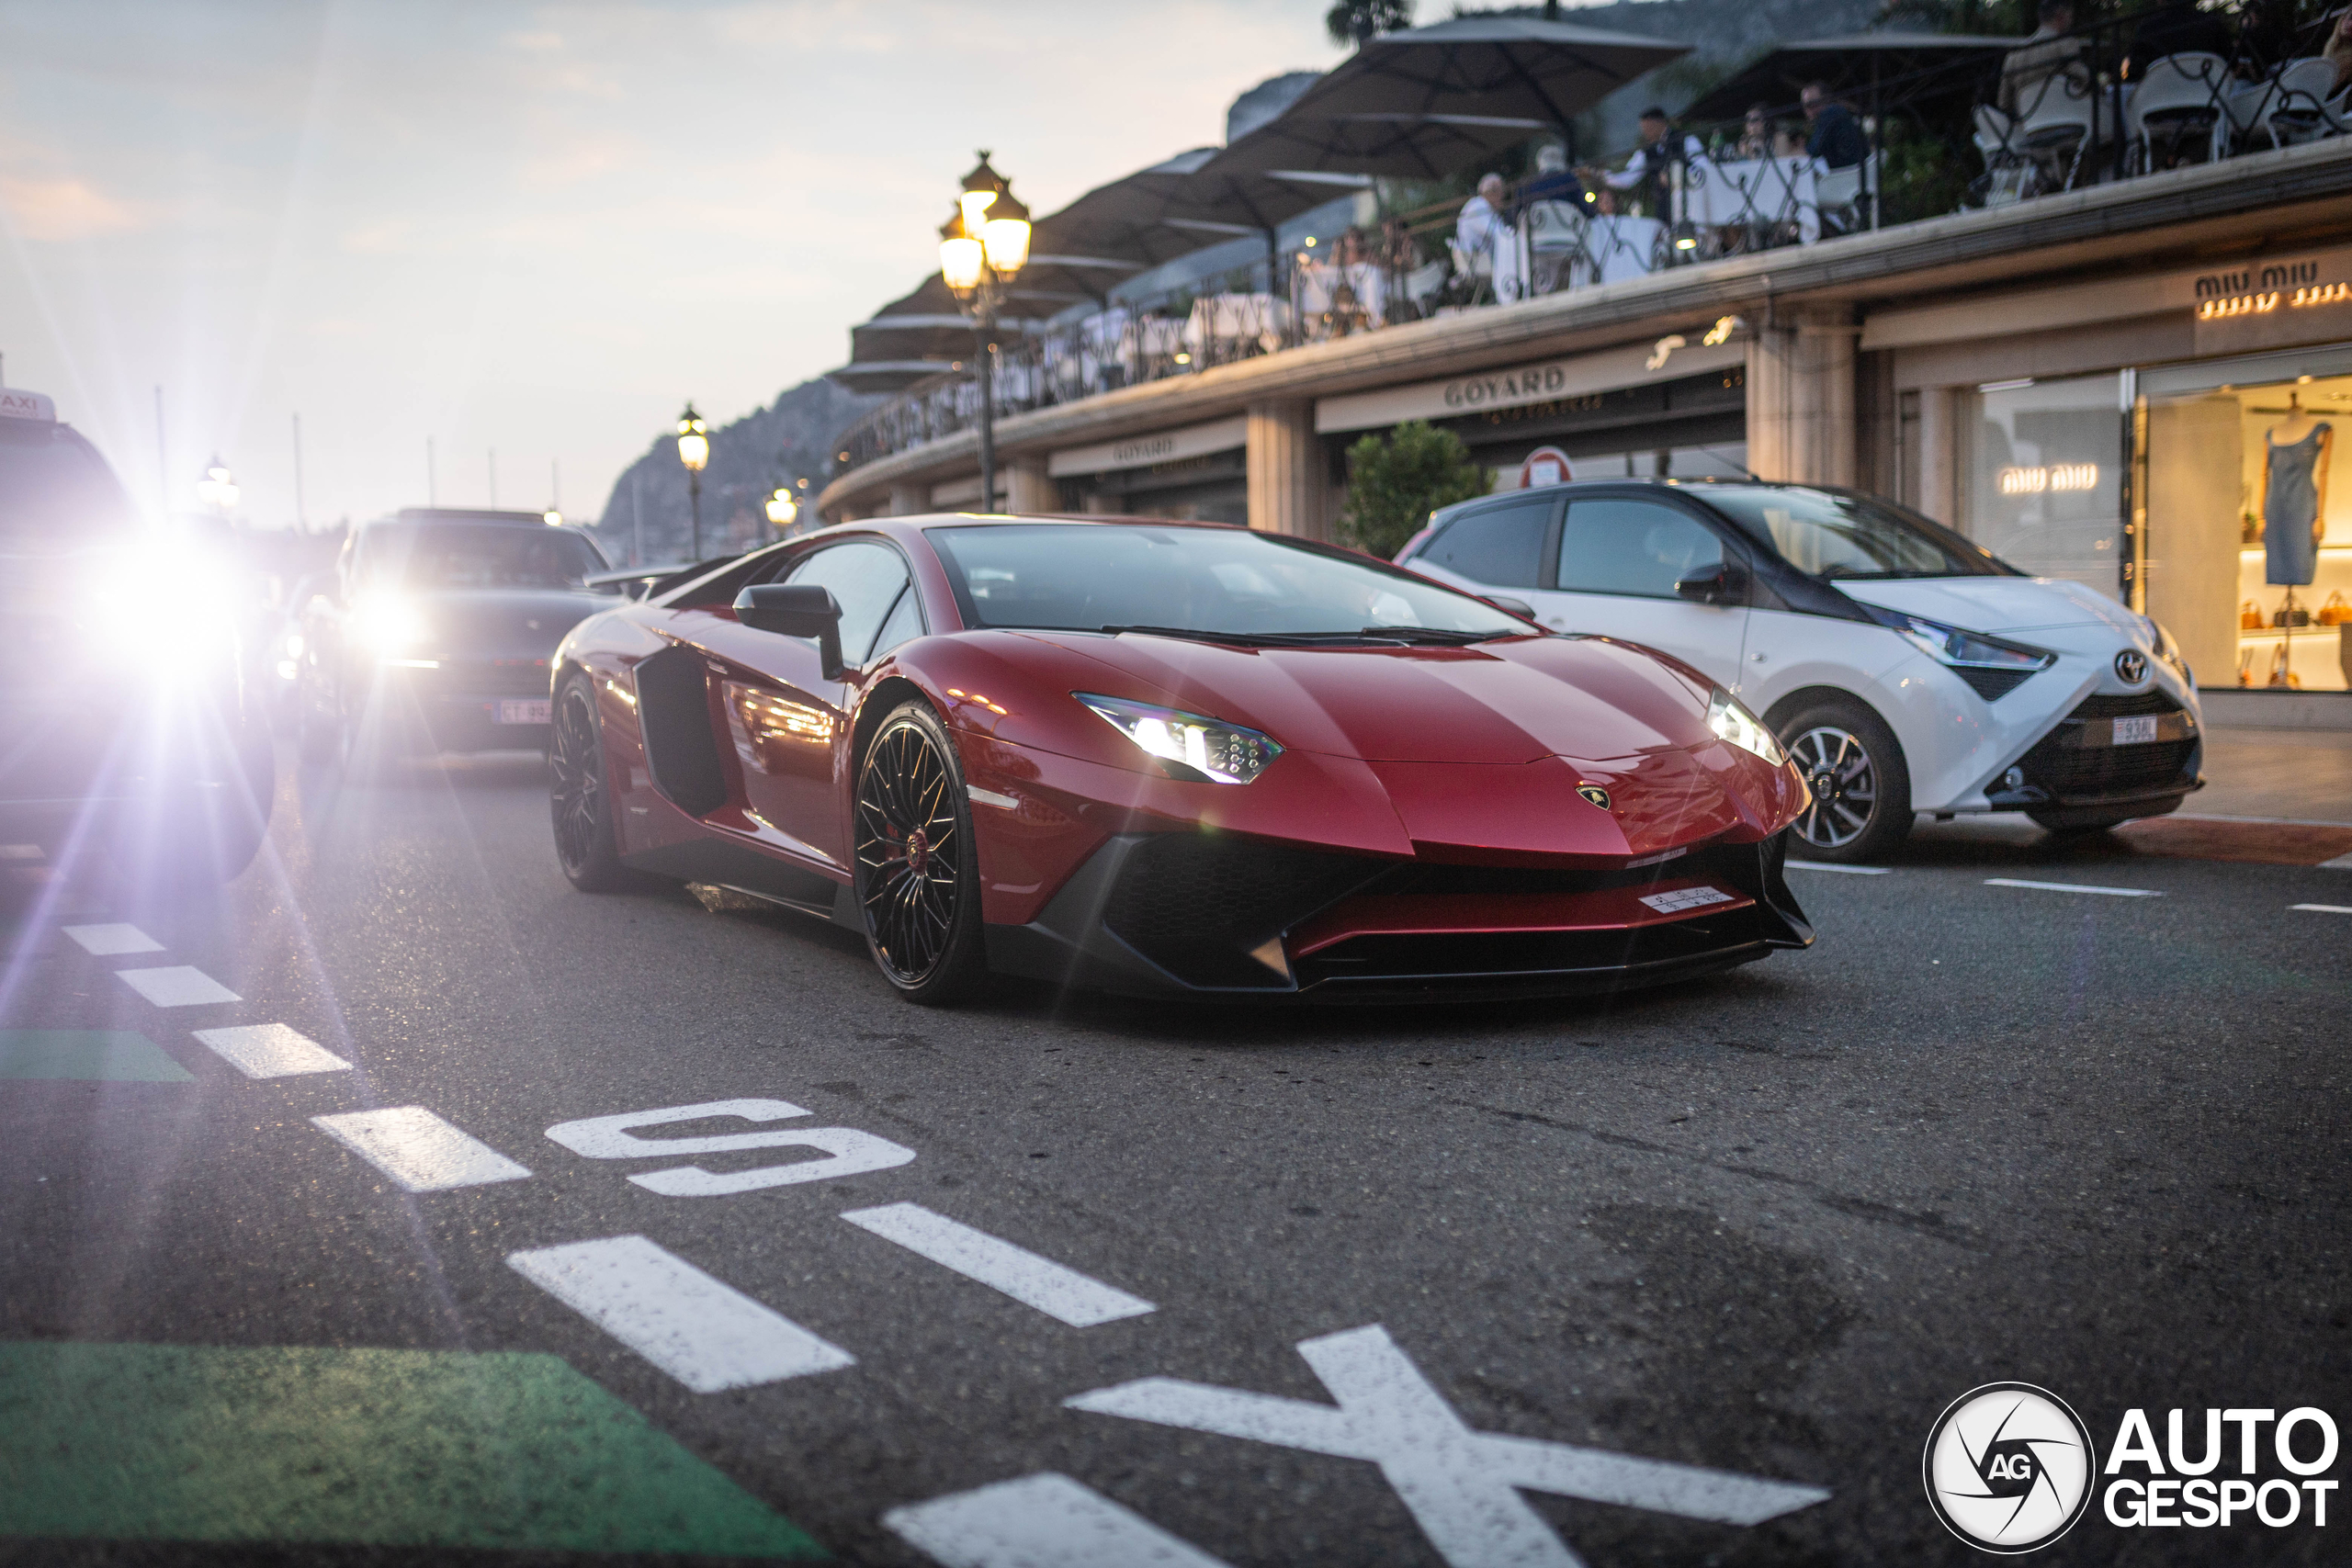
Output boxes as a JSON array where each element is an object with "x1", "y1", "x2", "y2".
[
  {"x1": 1075, "y1": 693, "x2": 1283, "y2": 784},
  {"x1": 1863, "y1": 605, "x2": 2053, "y2": 671},
  {"x1": 355, "y1": 594, "x2": 430, "y2": 652},
  {"x1": 1706, "y1": 688, "x2": 1785, "y2": 766},
  {"x1": 78, "y1": 548, "x2": 235, "y2": 661}
]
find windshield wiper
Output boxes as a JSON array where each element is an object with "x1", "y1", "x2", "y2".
[
  {"x1": 1098, "y1": 625, "x2": 1330, "y2": 646},
  {"x1": 1096, "y1": 625, "x2": 1504, "y2": 648},
  {"x1": 1356, "y1": 625, "x2": 1499, "y2": 645}
]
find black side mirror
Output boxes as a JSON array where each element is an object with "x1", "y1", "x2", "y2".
[
  {"x1": 734, "y1": 584, "x2": 844, "y2": 680},
  {"x1": 1674, "y1": 563, "x2": 1747, "y2": 606}
]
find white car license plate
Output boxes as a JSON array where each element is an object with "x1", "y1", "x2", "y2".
[
  {"x1": 496, "y1": 698, "x2": 551, "y2": 726},
  {"x1": 2111, "y1": 715, "x2": 2159, "y2": 746}
]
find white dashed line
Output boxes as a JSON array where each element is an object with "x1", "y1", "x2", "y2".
[
  {"x1": 1983, "y1": 878, "x2": 2162, "y2": 897},
  {"x1": 884, "y1": 1472, "x2": 1233, "y2": 1568},
  {"x1": 311, "y1": 1106, "x2": 531, "y2": 1191},
  {"x1": 62, "y1": 923, "x2": 164, "y2": 955},
  {"x1": 2321, "y1": 852, "x2": 2352, "y2": 871},
  {"x1": 192, "y1": 1023, "x2": 352, "y2": 1078},
  {"x1": 842, "y1": 1202, "x2": 1156, "y2": 1327},
  {"x1": 507, "y1": 1234, "x2": 854, "y2": 1392},
  {"x1": 2292, "y1": 903, "x2": 2352, "y2": 914},
  {"x1": 1786, "y1": 862, "x2": 1892, "y2": 875},
  {"x1": 1069, "y1": 1324, "x2": 1829, "y2": 1568},
  {"x1": 112, "y1": 966, "x2": 241, "y2": 1006}
]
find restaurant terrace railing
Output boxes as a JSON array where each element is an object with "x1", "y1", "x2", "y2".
[{"x1": 834, "y1": 6, "x2": 2351, "y2": 481}]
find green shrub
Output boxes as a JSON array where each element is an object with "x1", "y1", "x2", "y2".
[{"x1": 1340, "y1": 420, "x2": 1490, "y2": 558}]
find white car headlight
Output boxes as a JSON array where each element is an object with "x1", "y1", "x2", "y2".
[
  {"x1": 1074, "y1": 693, "x2": 1283, "y2": 784},
  {"x1": 353, "y1": 594, "x2": 430, "y2": 653},
  {"x1": 1862, "y1": 604, "x2": 2054, "y2": 673},
  {"x1": 1706, "y1": 687, "x2": 1786, "y2": 766}
]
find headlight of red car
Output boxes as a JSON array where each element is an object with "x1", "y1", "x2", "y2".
[
  {"x1": 1705, "y1": 686, "x2": 1786, "y2": 766},
  {"x1": 1074, "y1": 692, "x2": 1283, "y2": 784}
]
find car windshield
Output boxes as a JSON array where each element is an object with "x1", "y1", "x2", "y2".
[
  {"x1": 1700, "y1": 486, "x2": 2009, "y2": 580},
  {"x1": 363, "y1": 524, "x2": 605, "y2": 590},
  {"x1": 0, "y1": 423, "x2": 141, "y2": 551},
  {"x1": 926, "y1": 523, "x2": 1531, "y2": 641}
]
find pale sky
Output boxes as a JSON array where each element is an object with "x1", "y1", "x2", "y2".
[{"x1": 0, "y1": 0, "x2": 1347, "y2": 530}]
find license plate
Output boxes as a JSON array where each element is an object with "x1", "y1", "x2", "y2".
[
  {"x1": 2111, "y1": 715, "x2": 2158, "y2": 746},
  {"x1": 496, "y1": 698, "x2": 551, "y2": 726},
  {"x1": 1639, "y1": 886, "x2": 1736, "y2": 914}
]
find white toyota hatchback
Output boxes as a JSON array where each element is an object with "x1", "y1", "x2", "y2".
[{"x1": 1400, "y1": 479, "x2": 2203, "y2": 862}]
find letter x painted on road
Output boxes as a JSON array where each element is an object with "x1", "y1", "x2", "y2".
[{"x1": 1068, "y1": 1324, "x2": 1829, "y2": 1568}]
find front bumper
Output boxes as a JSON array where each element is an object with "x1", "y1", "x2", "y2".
[
  {"x1": 983, "y1": 829, "x2": 1813, "y2": 1004},
  {"x1": 1984, "y1": 691, "x2": 2202, "y2": 819},
  {"x1": 369, "y1": 660, "x2": 554, "y2": 751}
]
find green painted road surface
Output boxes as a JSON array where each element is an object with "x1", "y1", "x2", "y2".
[{"x1": 0, "y1": 1343, "x2": 824, "y2": 1558}]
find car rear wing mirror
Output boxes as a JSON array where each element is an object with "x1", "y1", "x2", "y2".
[
  {"x1": 1674, "y1": 564, "x2": 1748, "y2": 606},
  {"x1": 734, "y1": 583, "x2": 844, "y2": 680}
]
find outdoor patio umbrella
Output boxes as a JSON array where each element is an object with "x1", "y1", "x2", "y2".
[
  {"x1": 834, "y1": 276, "x2": 1061, "y2": 395},
  {"x1": 1206, "y1": 14, "x2": 1691, "y2": 176}
]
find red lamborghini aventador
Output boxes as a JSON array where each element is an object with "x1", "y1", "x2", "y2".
[{"x1": 547, "y1": 516, "x2": 1815, "y2": 1005}]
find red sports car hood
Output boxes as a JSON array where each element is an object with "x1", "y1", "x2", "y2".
[{"x1": 1016, "y1": 628, "x2": 1715, "y2": 766}]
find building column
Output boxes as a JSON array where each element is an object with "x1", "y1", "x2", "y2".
[
  {"x1": 1247, "y1": 398, "x2": 1329, "y2": 540},
  {"x1": 888, "y1": 481, "x2": 929, "y2": 516},
  {"x1": 1746, "y1": 305, "x2": 1859, "y2": 488},
  {"x1": 1006, "y1": 457, "x2": 1057, "y2": 514}
]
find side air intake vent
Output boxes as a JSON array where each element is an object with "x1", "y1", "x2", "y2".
[{"x1": 634, "y1": 643, "x2": 729, "y2": 817}]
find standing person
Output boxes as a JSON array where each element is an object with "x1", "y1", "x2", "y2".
[
  {"x1": 1800, "y1": 83, "x2": 1869, "y2": 169},
  {"x1": 1454, "y1": 174, "x2": 1523, "y2": 302},
  {"x1": 1998, "y1": 0, "x2": 2090, "y2": 118},
  {"x1": 1583, "y1": 107, "x2": 1705, "y2": 209}
]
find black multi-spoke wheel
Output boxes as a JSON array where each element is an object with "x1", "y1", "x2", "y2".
[
  {"x1": 548, "y1": 671, "x2": 633, "y2": 891},
  {"x1": 1774, "y1": 695, "x2": 1912, "y2": 864},
  {"x1": 854, "y1": 702, "x2": 987, "y2": 1004}
]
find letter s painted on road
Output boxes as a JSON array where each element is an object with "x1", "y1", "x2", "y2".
[{"x1": 545, "y1": 1098, "x2": 915, "y2": 1195}]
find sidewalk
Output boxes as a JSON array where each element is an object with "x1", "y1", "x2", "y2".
[{"x1": 2188, "y1": 726, "x2": 2352, "y2": 827}]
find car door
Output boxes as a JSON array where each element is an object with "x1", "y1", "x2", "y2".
[
  {"x1": 1527, "y1": 492, "x2": 1750, "y2": 689},
  {"x1": 701, "y1": 538, "x2": 912, "y2": 869}
]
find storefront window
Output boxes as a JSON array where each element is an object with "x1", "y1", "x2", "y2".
[
  {"x1": 2142, "y1": 369, "x2": 2352, "y2": 693},
  {"x1": 1962, "y1": 374, "x2": 2125, "y2": 597}
]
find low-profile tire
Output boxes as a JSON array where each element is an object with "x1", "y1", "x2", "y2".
[
  {"x1": 854, "y1": 700, "x2": 988, "y2": 1006},
  {"x1": 1775, "y1": 694, "x2": 1913, "y2": 864},
  {"x1": 548, "y1": 671, "x2": 636, "y2": 892}
]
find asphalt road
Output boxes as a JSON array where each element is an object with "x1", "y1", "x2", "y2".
[{"x1": 1, "y1": 746, "x2": 2346, "y2": 1568}]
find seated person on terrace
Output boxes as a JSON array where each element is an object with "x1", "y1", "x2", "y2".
[
  {"x1": 1997, "y1": 0, "x2": 2091, "y2": 118},
  {"x1": 1800, "y1": 83, "x2": 1868, "y2": 169},
  {"x1": 1736, "y1": 104, "x2": 1781, "y2": 159}
]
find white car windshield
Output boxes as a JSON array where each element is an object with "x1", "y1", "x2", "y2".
[
  {"x1": 1702, "y1": 486, "x2": 2010, "y2": 581},
  {"x1": 927, "y1": 524, "x2": 1531, "y2": 644}
]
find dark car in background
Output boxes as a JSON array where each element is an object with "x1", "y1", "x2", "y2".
[
  {"x1": 0, "y1": 388, "x2": 273, "y2": 885},
  {"x1": 298, "y1": 509, "x2": 612, "y2": 764}
]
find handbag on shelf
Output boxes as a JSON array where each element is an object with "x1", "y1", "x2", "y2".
[
  {"x1": 2275, "y1": 602, "x2": 2312, "y2": 628},
  {"x1": 2267, "y1": 641, "x2": 2301, "y2": 689},
  {"x1": 2320, "y1": 591, "x2": 2350, "y2": 626},
  {"x1": 2242, "y1": 599, "x2": 2267, "y2": 630},
  {"x1": 2238, "y1": 647, "x2": 2256, "y2": 686}
]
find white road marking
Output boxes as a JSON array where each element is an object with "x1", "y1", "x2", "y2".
[
  {"x1": 884, "y1": 1472, "x2": 1231, "y2": 1568},
  {"x1": 1069, "y1": 1324, "x2": 1828, "y2": 1568},
  {"x1": 1983, "y1": 878, "x2": 2162, "y2": 897},
  {"x1": 2318, "y1": 853, "x2": 2352, "y2": 871},
  {"x1": 546, "y1": 1097, "x2": 814, "y2": 1156},
  {"x1": 1786, "y1": 862, "x2": 1892, "y2": 875},
  {"x1": 967, "y1": 786, "x2": 1020, "y2": 811},
  {"x1": 841, "y1": 1202, "x2": 1155, "y2": 1326},
  {"x1": 62, "y1": 923, "x2": 164, "y2": 955},
  {"x1": 191, "y1": 1023, "x2": 352, "y2": 1078},
  {"x1": 2292, "y1": 903, "x2": 2352, "y2": 914},
  {"x1": 311, "y1": 1106, "x2": 531, "y2": 1191},
  {"x1": 112, "y1": 966, "x2": 241, "y2": 1006},
  {"x1": 546, "y1": 1097, "x2": 915, "y2": 1195},
  {"x1": 507, "y1": 1234, "x2": 854, "y2": 1392}
]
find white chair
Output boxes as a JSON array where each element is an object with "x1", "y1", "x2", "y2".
[
  {"x1": 2245, "y1": 57, "x2": 2350, "y2": 147},
  {"x1": 1814, "y1": 152, "x2": 1876, "y2": 233},
  {"x1": 2125, "y1": 52, "x2": 2232, "y2": 169},
  {"x1": 2015, "y1": 70, "x2": 2104, "y2": 190}
]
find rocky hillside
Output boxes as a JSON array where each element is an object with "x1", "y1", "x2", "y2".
[{"x1": 592, "y1": 375, "x2": 879, "y2": 565}]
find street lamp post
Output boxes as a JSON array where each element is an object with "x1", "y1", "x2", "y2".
[
  {"x1": 194, "y1": 455, "x2": 238, "y2": 516},
  {"x1": 938, "y1": 152, "x2": 1030, "y2": 513},
  {"x1": 676, "y1": 403, "x2": 709, "y2": 558}
]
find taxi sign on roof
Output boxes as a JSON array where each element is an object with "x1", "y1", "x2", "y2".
[{"x1": 0, "y1": 389, "x2": 57, "y2": 424}]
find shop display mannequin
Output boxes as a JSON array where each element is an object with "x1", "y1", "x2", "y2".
[{"x1": 2254, "y1": 393, "x2": 2331, "y2": 683}]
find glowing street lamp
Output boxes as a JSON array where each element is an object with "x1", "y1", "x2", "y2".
[
  {"x1": 676, "y1": 403, "x2": 709, "y2": 558},
  {"x1": 937, "y1": 152, "x2": 1030, "y2": 513},
  {"x1": 194, "y1": 455, "x2": 238, "y2": 513},
  {"x1": 764, "y1": 485, "x2": 798, "y2": 536}
]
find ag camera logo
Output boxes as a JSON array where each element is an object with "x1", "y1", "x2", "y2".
[{"x1": 1924, "y1": 1382, "x2": 2096, "y2": 1552}]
